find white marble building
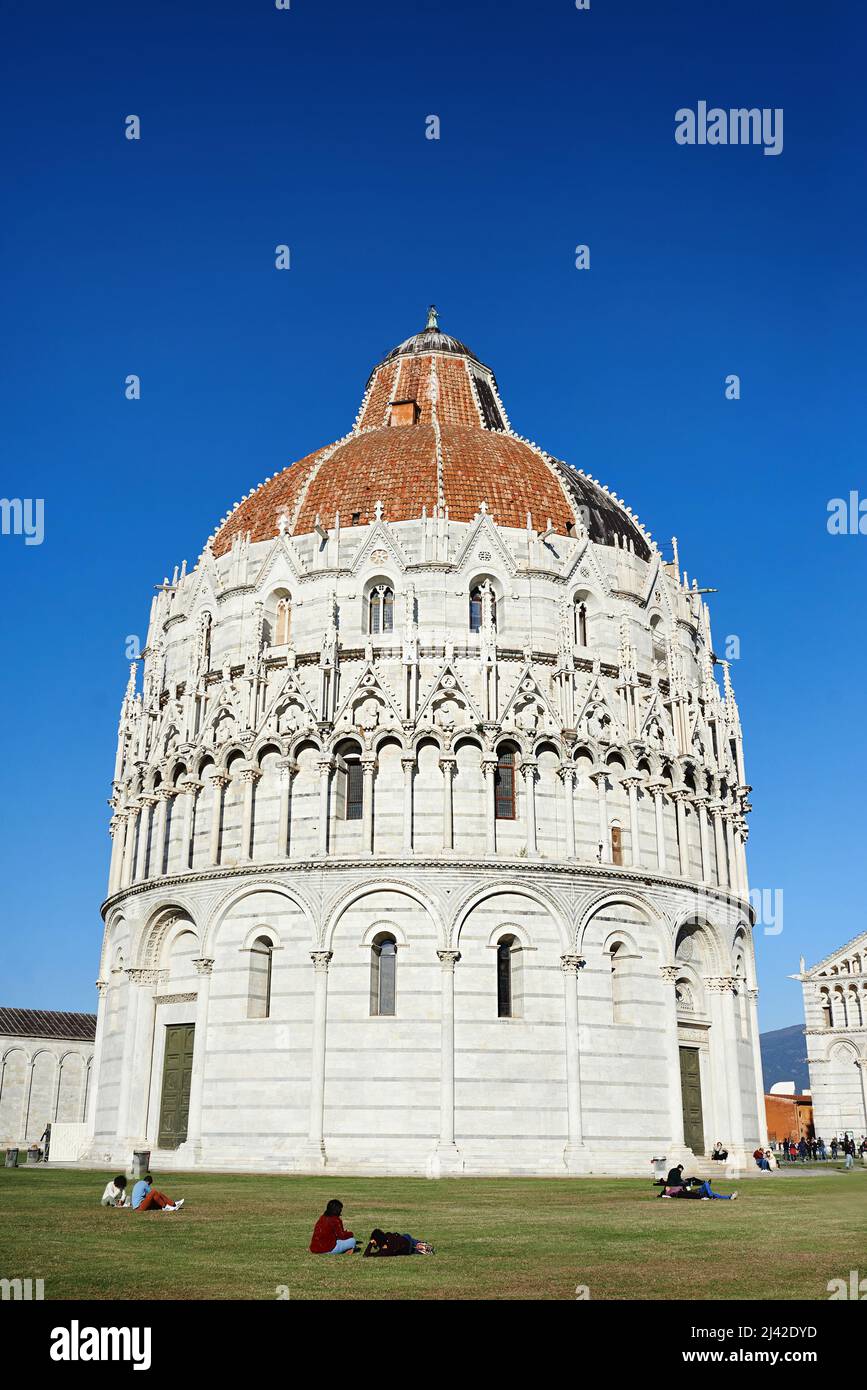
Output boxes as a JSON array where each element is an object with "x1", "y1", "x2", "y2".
[
  {"x1": 0, "y1": 1009, "x2": 95, "y2": 1147},
  {"x1": 797, "y1": 934, "x2": 867, "y2": 1140},
  {"x1": 85, "y1": 309, "x2": 765, "y2": 1175}
]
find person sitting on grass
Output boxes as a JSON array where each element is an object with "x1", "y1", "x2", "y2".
[
  {"x1": 101, "y1": 1174, "x2": 131, "y2": 1207},
  {"x1": 309, "y1": 1199, "x2": 359, "y2": 1254},
  {"x1": 131, "y1": 1173, "x2": 184, "y2": 1213},
  {"x1": 363, "y1": 1229, "x2": 435, "y2": 1256}
]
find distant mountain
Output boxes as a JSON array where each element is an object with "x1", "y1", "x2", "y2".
[{"x1": 760, "y1": 1024, "x2": 809, "y2": 1093}]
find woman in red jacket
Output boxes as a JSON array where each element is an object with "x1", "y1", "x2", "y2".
[{"x1": 309, "y1": 1199, "x2": 358, "y2": 1254}]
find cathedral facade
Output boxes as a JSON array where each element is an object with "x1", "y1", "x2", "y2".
[
  {"x1": 798, "y1": 934, "x2": 867, "y2": 1140},
  {"x1": 85, "y1": 310, "x2": 765, "y2": 1175}
]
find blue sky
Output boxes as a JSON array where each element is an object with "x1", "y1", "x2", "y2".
[{"x1": 1, "y1": 0, "x2": 864, "y2": 1031}]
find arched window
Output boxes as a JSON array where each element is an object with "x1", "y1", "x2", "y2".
[
  {"x1": 369, "y1": 585, "x2": 394, "y2": 634},
  {"x1": 494, "y1": 747, "x2": 516, "y2": 820},
  {"x1": 469, "y1": 581, "x2": 497, "y2": 632},
  {"x1": 275, "y1": 597, "x2": 291, "y2": 646},
  {"x1": 574, "y1": 600, "x2": 588, "y2": 647},
  {"x1": 248, "y1": 936, "x2": 274, "y2": 1019},
  {"x1": 650, "y1": 614, "x2": 666, "y2": 670},
  {"x1": 610, "y1": 941, "x2": 628, "y2": 1023},
  {"x1": 675, "y1": 979, "x2": 695, "y2": 1014},
  {"x1": 370, "y1": 934, "x2": 397, "y2": 1016},
  {"x1": 345, "y1": 759, "x2": 363, "y2": 820},
  {"x1": 820, "y1": 990, "x2": 832, "y2": 1028},
  {"x1": 496, "y1": 934, "x2": 523, "y2": 1018},
  {"x1": 469, "y1": 586, "x2": 483, "y2": 632},
  {"x1": 610, "y1": 823, "x2": 623, "y2": 866}
]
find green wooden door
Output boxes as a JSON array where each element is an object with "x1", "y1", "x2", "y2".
[
  {"x1": 679, "y1": 1046, "x2": 705, "y2": 1156},
  {"x1": 158, "y1": 1024, "x2": 195, "y2": 1149}
]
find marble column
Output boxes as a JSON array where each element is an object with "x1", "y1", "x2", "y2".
[
  {"x1": 709, "y1": 802, "x2": 727, "y2": 887},
  {"x1": 316, "y1": 758, "x2": 333, "y2": 856},
  {"x1": 134, "y1": 797, "x2": 154, "y2": 882},
  {"x1": 108, "y1": 817, "x2": 124, "y2": 895},
  {"x1": 401, "y1": 755, "x2": 415, "y2": 852},
  {"x1": 693, "y1": 794, "x2": 711, "y2": 883},
  {"x1": 723, "y1": 813, "x2": 737, "y2": 893},
  {"x1": 623, "y1": 776, "x2": 641, "y2": 868},
  {"x1": 522, "y1": 757, "x2": 538, "y2": 857},
  {"x1": 559, "y1": 765, "x2": 577, "y2": 860},
  {"x1": 660, "y1": 966, "x2": 687, "y2": 1149},
  {"x1": 561, "y1": 954, "x2": 586, "y2": 1168},
  {"x1": 153, "y1": 788, "x2": 172, "y2": 878},
  {"x1": 276, "y1": 758, "x2": 296, "y2": 858},
  {"x1": 238, "y1": 766, "x2": 260, "y2": 862},
  {"x1": 673, "y1": 789, "x2": 690, "y2": 877},
  {"x1": 116, "y1": 969, "x2": 156, "y2": 1145},
  {"x1": 84, "y1": 980, "x2": 108, "y2": 1139},
  {"x1": 736, "y1": 820, "x2": 750, "y2": 898},
  {"x1": 647, "y1": 779, "x2": 667, "y2": 871},
  {"x1": 121, "y1": 808, "x2": 138, "y2": 889},
  {"x1": 440, "y1": 756, "x2": 456, "y2": 852},
  {"x1": 20, "y1": 1059, "x2": 35, "y2": 1141},
  {"x1": 209, "y1": 774, "x2": 228, "y2": 867},
  {"x1": 303, "y1": 950, "x2": 332, "y2": 1167},
  {"x1": 709, "y1": 977, "x2": 745, "y2": 1157},
  {"x1": 180, "y1": 778, "x2": 202, "y2": 872},
  {"x1": 591, "y1": 767, "x2": 609, "y2": 862},
  {"x1": 435, "y1": 949, "x2": 463, "y2": 1170},
  {"x1": 858, "y1": 1060, "x2": 867, "y2": 1133},
  {"x1": 361, "y1": 756, "x2": 376, "y2": 856},
  {"x1": 747, "y1": 986, "x2": 769, "y2": 1147},
  {"x1": 482, "y1": 756, "x2": 497, "y2": 854},
  {"x1": 183, "y1": 958, "x2": 214, "y2": 1159}
]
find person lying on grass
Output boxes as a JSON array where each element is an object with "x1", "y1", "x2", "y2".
[
  {"x1": 100, "y1": 1175, "x2": 131, "y2": 1207},
  {"x1": 309, "y1": 1199, "x2": 360, "y2": 1254},
  {"x1": 660, "y1": 1179, "x2": 738, "y2": 1201},
  {"x1": 362, "y1": 1229, "x2": 435, "y2": 1256},
  {"x1": 131, "y1": 1173, "x2": 185, "y2": 1213}
]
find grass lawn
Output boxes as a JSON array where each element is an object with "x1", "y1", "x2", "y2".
[{"x1": 1, "y1": 1166, "x2": 864, "y2": 1300}]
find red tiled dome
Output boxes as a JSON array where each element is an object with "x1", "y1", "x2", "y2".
[{"x1": 210, "y1": 311, "x2": 651, "y2": 560}]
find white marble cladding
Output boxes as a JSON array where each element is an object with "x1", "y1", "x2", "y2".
[
  {"x1": 799, "y1": 933, "x2": 867, "y2": 1140},
  {"x1": 0, "y1": 1035, "x2": 93, "y2": 1147},
  {"x1": 87, "y1": 507, "x2": 763, "y2": 1174}
]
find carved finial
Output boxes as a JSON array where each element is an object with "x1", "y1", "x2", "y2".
[{"x1": 426, "y1": 304, "x2": 438, "y2": 330}]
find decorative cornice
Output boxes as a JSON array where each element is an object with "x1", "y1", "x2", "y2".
[{"x1": 102, "y1": 856, "x2": 753, "y2": 921}]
